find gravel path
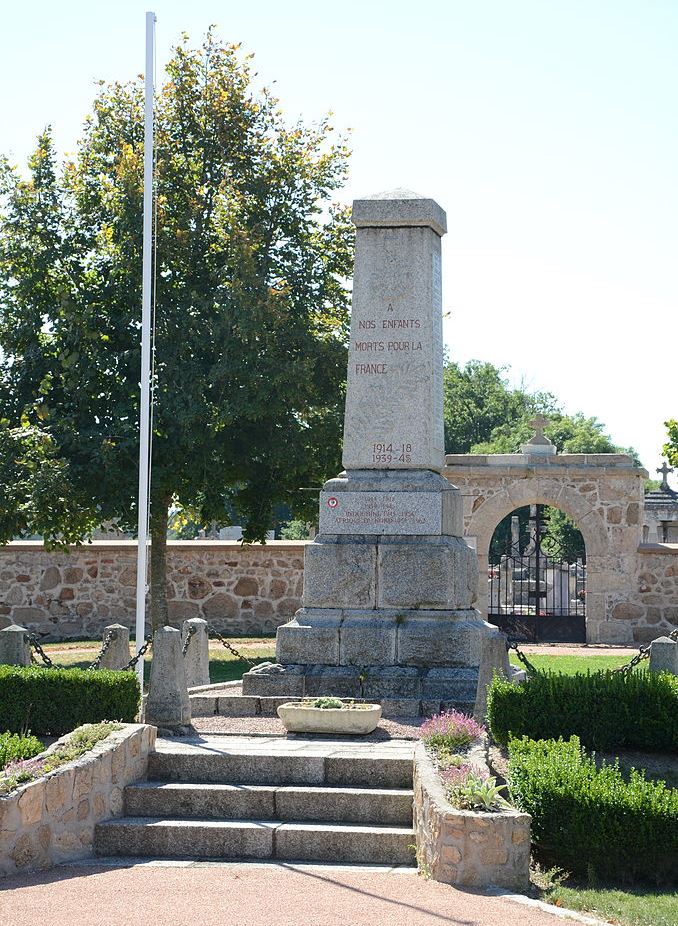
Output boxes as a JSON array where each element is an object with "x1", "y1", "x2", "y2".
[
  {"x1": 0, "y1": 862, "x2": 583, "y2": 926},
  {"x1": 190, "y1": 715, "x2": 426, "y2": 739}
]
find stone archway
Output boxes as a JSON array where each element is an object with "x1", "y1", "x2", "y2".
[{"x1": 443, "y1": 452, "x2": 647, "y2": 643}]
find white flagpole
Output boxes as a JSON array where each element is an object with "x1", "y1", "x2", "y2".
[{"x1": 134, "y1": 11, "x2": 156, "y2": 691}]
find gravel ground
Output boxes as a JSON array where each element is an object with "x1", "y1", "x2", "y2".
[
  {"x1": 190, "y1": 714, "x2": 426, "y2": 739},
  {"x1": 0, "y1": 862, "x2": 582, "y2": 926}
]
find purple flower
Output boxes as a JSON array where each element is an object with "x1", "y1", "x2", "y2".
[
  {"x1": 441, "y1": 763, "x2": 489, "y2": 788},
  {"x1": 419, "y1": 710, "x2": 485, "y2": 750}
]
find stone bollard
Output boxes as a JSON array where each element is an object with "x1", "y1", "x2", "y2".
[
  {"x1": 649, "y1": 636, "x2": 678, "y2": 676},
  {"x1": 99, "y1": 623, "x2": 132, "y2": 670},
  {"x1": 182, "y1": 618, "x2": 210, "y2": 688},
  {"x1": 145, "y1": 626, "x2": 191, "y2": 731},
  {"x1": 0, "y1": 624, "x2": 32, "y2": 666},
  {"x1": 473, "y1": 628, "x2": 511, "y2": 722}
]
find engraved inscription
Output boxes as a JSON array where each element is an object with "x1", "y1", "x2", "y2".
[{"x1": 319, "y1": 490, "x2": 442, "y2": 535}]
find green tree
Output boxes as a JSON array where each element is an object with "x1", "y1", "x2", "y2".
[
  {"x1": 0, "y1": 32, "x2": 353, "y2": 627},
  {"x1": 443, "y1": 360, "x2": 555, "y2": 453},
  {"x1": 664, "y1": 420, "x2": 678, "y2": 471},
  {"x1": 0, "y1": 420, "x2": 95, "y2": 546},
  {"x1": 472, "y1": 411, "x2": 633, "y2": 456}
]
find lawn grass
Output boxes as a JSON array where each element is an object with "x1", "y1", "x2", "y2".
[
  {"x1": 42, "y1": 637, "x2": 277, "y2": 685},
  {"x1": 43, "y1": 639, "x2": 632, "y2": 681},
  {"x1": 541, "y1": 882, "x2": 678, "y2": 926},
  {"x1": 509, "y1": 653, "x2": 631, "y2": 675}
]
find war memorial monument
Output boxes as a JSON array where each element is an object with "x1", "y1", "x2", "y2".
[{"x1": 244, "y1": 189, "x2": 505, "y2": 712}]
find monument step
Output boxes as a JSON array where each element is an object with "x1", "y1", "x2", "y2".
[
  {"x1": 147, "y1": 746, "x2": 413, "y2": 789},
  {"x1": 123, "y1": 781, "x2": 414, "y2": 826},
  {"x1": 94, "y1": 817, "x2": 415, "y2": 866}
]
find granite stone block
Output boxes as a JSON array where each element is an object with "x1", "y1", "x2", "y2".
[
  {"x1": 377, "y1": 537, "x2": 476, "y2": 610},
  {"x1": 276, "y1": 617, "x2": 340, "y2": 666},
  {"x1": 241, "y1": 663, "x2": 305, "y2": 697},
  {"x1": 396, "y1": 612, "x2": 482, "y2": 666},
  {"x1": 303, "y1": 541, "x2": 377, "y2": 609},
  {"x1": 339, "y1": 617, "x2": 397, "y2": 666}
]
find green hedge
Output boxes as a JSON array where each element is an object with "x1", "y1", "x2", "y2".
[
  {"x1": 487, "y1": 669, "x2": 678, "y2": 752},
  {"x1": 0, "y1": 731, "x2": 44, "y2": 770},
  {"x1": 0, "y1": 665, "x2": 140, "y2": 736},
  {"x1": 509, "y1": 736, "x2": 678, "y2": 884}
]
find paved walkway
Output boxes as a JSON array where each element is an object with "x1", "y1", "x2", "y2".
[{"x1": 0, "y1": 861, "x2": 595, "y2": 926}]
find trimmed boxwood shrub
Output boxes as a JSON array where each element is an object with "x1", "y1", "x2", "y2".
[
  {"x1": 508, "y1": 736, "x2": 678, "y2": 884},
  {"x1": 0, "y1": 731, "x2": 44, "y2": 770},
  {"x1": 487, "y1": 669, "x2": 678, "y2": 752},
  {"x1": 0, "y1": 665, "x2": 140, "y2": 736}
]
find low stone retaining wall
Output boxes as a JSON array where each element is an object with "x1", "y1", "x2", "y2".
[
  {"x1": 0, "y1": 541, "x2": 305, "y2": 639},
  {"x1": 412, "y1": 741, "x2": 530, "y2": 889},
  {"x1": 0, "y1": 723, "x2": 155, "y2": 878}
]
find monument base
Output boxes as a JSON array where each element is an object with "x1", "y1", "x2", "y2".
[{"x1": 241, "y1": 661, "x2": 481, "y2": 717}]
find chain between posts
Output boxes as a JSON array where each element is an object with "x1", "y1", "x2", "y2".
[
  {"x1": 612, "y1": 626, "x2": 678, "y2": 674},
  {"x1": 504, "y1": 621, "x2": 541, "y2": 676},
  {"x1": 181, "y1": 624, "x2": 196, "y2": 656},
  {"x1": 27, "y1": 633, "x2": 56, "y2": 668},
  {"x1": 121, "y1": 637, "x2": 153, "y2": 672},
  {"x1": 87, "y1": 628, "x2": 116, "y2": 671},
  {"x1": 207, "y1": 625, "x2": 256, "y2": 667}
]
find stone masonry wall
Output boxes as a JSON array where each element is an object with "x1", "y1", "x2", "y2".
[
  {"x1": 1, "y1": 537, "x2": 676, "y2": 645},
  {"x1": 0, "y1": 541, "x2": 305, "y2": 639},
  {"x1": 0, "y1": 724, "x2": 155, "y2": 878},
  {"x1": 614, "y1": 544, "x2": 678, "y2": 643},
  {"x1": 412, "y1": 741, "x2": 530, "y2": 889}
]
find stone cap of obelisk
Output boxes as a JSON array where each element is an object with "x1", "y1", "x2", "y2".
[
  {"x1": 352, "y1": 189, "x2": 447, "y2": 238},
  {"x1": 341, "y1": 188, "x2": 446, "y2": 472}
]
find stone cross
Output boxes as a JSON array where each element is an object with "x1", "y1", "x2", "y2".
[
  {"x1": 341, "y1": 189, "x2": 447, "y2": 473},
  {"x1": 657, "y1": 462, "x2": 674, "y2": 492},
  {"x1": 528, "y1": 415, "x2": 550, "y2": 444}
]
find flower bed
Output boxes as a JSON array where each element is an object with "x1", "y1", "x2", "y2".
[
  {"x1": 0, "y1": 732, "x2": 43, "y2": 772},
  {"x1": 0, "y1": 722, "x2": 155, "y2": 878},
  {"x1": 413, "y1": 709, "x2": 531, "y2": 889}
]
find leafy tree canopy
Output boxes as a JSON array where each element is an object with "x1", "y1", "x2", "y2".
[
  {"x1": 444, "y1": 360, "x2": 639, "y2": 463},
  {"x1": 664, "y1": 420, "x2": 678, "y2": 473},
  {"x1": 0, "y1": 31, "x2": 353, "y2": 624}
]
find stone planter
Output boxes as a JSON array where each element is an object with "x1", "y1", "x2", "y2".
[
  {"x1": 277, "y1": 702, "x2": 382, "y2": 734},
  {"x1": 0, "y1": 723, "x2": 156, "y2": 879},
  {"x1": 413, "y1": 741, "x2": 531, "y2": 889}
]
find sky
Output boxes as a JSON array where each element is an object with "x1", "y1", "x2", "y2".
[{"x1": 1, "y1": 0, "x2": 676, "y2": 480}]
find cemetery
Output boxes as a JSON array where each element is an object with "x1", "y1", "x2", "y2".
[{"x1": 1, "y1": 13, "x2": 677, "y2": 926}]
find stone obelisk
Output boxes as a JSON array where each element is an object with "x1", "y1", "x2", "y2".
[{"x1": 243, "y1": 190, "x2": 499, "y2": 712}]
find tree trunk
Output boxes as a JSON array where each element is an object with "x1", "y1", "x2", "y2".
[{"x1": 150, "y1": 497, "x2": 170, "y2": 630}]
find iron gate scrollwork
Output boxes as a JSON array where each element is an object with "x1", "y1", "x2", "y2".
[{"x1": 487, "y1": 504, "x2": 586, "y2": 643}]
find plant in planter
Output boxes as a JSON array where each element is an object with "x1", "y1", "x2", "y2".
[
  {"x1": 277, "y1": 697, "x2": 382, "y2": 734},
  {"x1": 418, "y1": 709, "x2": 508, "y2": 812},
  {"x1": 441, "y1": 764, "x2": 508, "y2": 811}
]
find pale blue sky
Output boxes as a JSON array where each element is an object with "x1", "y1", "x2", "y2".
[{"x1": 1, "y1": 1, "x2": 676, "y2": 477}]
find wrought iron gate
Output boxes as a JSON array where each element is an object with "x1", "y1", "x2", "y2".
[{"x1": 487, "y1": 504, "x2": 586, "y2": 643}]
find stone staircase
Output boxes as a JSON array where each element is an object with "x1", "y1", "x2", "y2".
[{"x1": 94, "y1": 736, "x2": 416, "y2": 867}]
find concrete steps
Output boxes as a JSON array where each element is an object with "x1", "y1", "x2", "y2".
[
  {"x1": 94, "y1": 817, "x2": 414, "y2": 865},
  {"x1": 146, "y1": 746, "x2": 413, "y2": 788},
  {"x1": 94, "y1": 736, "x2": 416, "y2": 867},
  {"x1": 124, "y1": 781, "x2": 414, "y2": 825}
]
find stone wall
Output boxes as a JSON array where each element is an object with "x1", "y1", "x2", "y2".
[
  {"x1": 0, "y1": 724, "x2": 155, "y2": 878},
  {"x1": 412, "y1": 741, "x2": 530, "y2": 889},
  {"x1": 2, "y1": 537, "x2": 677, "y2": 645},
  {"x1": 616, "y1": 544, "x2": 678, "y2": 643},
  {"x1": 0, "y1": 541, "x2": 305, "y2": 639}
]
